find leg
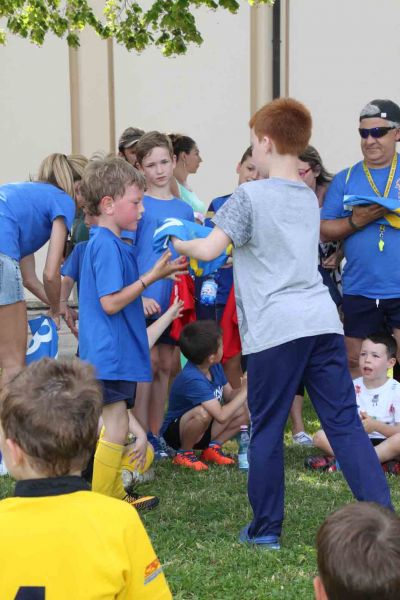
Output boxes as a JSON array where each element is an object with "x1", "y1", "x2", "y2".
[
  {"x1": 0, "y1": 301, "x2": 27, "y2": 388},
  {"x1": 344, "y1": 336, "x2": 362, "y2": 379},
  {"x1": 148, "y1": 343, "x2": 175, "y2": 435},
  {"x1": 222, "y1": 353, "x2": 244, "y2": 389},
  {"x1": 313, "y1": 429, "x2": 334, "y2": 455},
  {"x1": 210, "y1": 403, "x2": 249, "y2": 444},
  {"x1": 391, "y1": 327, "x2": 400, "y2": 367},
  {"x1": 133, "y1": 345, "x2": 160, "y2": 430},
  {"x1": 246, "y1": 340, "x2": 312, "y2": 539},
  {"x1": 304, "y1": 334, "x2": 392, "y2": 508},
  {"x1": 290, "y1": 395, "x2": 305, "y2": 435},
  {"x1": 375, "y1": 434, "x2": 400, "y2": 463},
  {"x1": 179, "y1": 405, "x2": 212, "y2": 449}
]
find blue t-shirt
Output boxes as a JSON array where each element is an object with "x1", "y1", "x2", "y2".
[
  {"x1": 161, "y1": 362, "x2": 227, "y2": 432},
  {"x1": 79, "y1": 227, "x2": 151, "y2": 382},
  {"x1": 321, "y1": 157, "x2": 400, "y2": 298},
  {"x1": 61, "y1": 241, "x2": 88, "y2": 297},
  {"x1": 205, "y1": 194, "x2": 233, "y2": 305},
  {"x1": 0, "y1": 182, "x2": 75, "y2": 261},
  {"x1": 135, "y1": 195, "x2": 194, "y2": 314}
]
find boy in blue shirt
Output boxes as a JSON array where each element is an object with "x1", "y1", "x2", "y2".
[
  {"x1": 79, "y1": 157, "x2": 187, "y2": 505},
  {"x1": 161, "y1": 320, "x2": 248, "y2": 471}
]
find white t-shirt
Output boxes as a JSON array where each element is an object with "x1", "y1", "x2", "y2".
[{"x1": 353, "y1": 377, "x2": 400, "y2": 439}]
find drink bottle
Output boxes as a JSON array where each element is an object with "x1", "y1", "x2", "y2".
[
  {"x1": 238, "y1": 425, "x2": 250, "y2": 471},
  {"x1": 200, "y1": 274, "x2": 218, "y2": 306}
]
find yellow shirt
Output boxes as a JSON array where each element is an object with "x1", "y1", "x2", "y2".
[{"x1": 0, "y1": 477, "x2": 171, "y2": 600}]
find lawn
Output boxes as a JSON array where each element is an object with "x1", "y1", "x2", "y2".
[{"x1": 1, "y1": 398, "x2": 399, "y2": 599}]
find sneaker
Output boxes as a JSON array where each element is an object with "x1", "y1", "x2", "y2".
[
  {"x1": 304, "y1": 455, "x2": 336, "y2": 471},
  {"x1": 200, "y1": 443, "x2": 235, "y2": 465},
  {"x1": 239, "y1": 523, "x2": 281, "y2": 550},
  {"x1": 292, "y1": 431, "x2": 314, "y2": 446},
  {"x1": 122, "y1": 467, "x2": 155, "y2": 492},
  {"x1": 382, "y1": 460, "x2": 400, "y2": 475},
  {"x1": 172, "y1": 451, "x2": 208, "y2": 471},
  {"x1": 147, "y1": 432, "x2": 168, "y2": 460},
  {"x1": 159, "y1": 435, "x2": 176, "y2": 458},
  {"x1": 123, "y1": 493, "x2": 159, "y2": 511}
]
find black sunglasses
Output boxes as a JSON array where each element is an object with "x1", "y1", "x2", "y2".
[{"x1": 358, "y1": 126, "x2": 396, "y2": 139}]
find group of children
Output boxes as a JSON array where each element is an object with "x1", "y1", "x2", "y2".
[{"x1": 1, "y1": 95, "x2": 400, "y2": 596}]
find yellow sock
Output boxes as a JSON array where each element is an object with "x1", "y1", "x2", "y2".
[{"x1": 92, "y1": 438, "x2": 126, "y2": 500}]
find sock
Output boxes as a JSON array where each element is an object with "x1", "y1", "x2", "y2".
[
  {"x1": 92, "y1": 438, "x2": 126, "y2": 499},
  {"x1": 209, "y1": 441, "x2": 221, "y2": 448}
]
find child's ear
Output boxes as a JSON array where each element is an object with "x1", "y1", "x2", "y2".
[
  {"x1": 100, "y1": 195, "x2": 114, "y2": 215},
  {"x1": 389, "y1": 356, "x2": 397, "y2": 369},
  {"x1": 6, "y1": 438, "x2": 25, "y2": 470},
  {"x1": 313, "y1": 575, "x2": 328, "y2": 600},
  {"x1": 235, "y1": 163, "x2": 241, "y2": 175}
]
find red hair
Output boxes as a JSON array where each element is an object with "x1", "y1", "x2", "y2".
[{"x1": 249, "y1": 98, "x2": 312, "y2": 155}]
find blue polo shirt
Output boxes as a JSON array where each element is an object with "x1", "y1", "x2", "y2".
[
  {"x1": 79, "y1": 227, "x2": 151, "y2": 382},
  {"x1": 135, "y1": 195, "x2": 194, "y2": 314},
  {"x1": 0, "y1": 182, "x2": 75, "y2": 260},
  {"x1": 205, "y1": 193, "x2": 233, "y2": 305},
  {"x1": 161, "y1": 362, "x2": 227, "y2": 432},
  {"x1": 321, "y1": 158, "x2": 400, "y2": 298},
  {"x1": 61, "y1": 241, "x2": 88, "y2": 297}
]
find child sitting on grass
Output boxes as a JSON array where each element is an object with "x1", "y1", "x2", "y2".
[
  {"x1": 0, "y1": 358, "x2": 171, "y2": 599},
  {"x1": 314, "y1": 502, "x2": 400, "y2": 599},
  {"x1": 161, "y1": 320, "x2": 248, "y2": 471},
  {"x1": 306, "y1": 332, "x2": 400, "y2": 474}
]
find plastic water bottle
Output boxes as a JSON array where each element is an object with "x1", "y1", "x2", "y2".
[
  {"x1": 200, "y1": 274, "x2": 218, "y2": 306},
  {"x1": 238, "y1": 425, "x2": 250, "y2": 470}
]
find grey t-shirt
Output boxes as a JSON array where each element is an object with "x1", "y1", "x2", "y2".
[{"x1": 213, "y1": 178, "x2": 343, "y2": 355}]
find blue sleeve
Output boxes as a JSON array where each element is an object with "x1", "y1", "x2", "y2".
[
  {"x1": 61, "y1": 245, "x2": 81, "y2": 280},
  {"x1": 321, "y1": 170, "x2": 349, "y2": 219},
  {"x1": 49, "y1": 190, "x2": 76, "y2": 232},
  {"x1": 185, "y1": 378, "x2": 218, "y2": 405},
  {"x1": 92, "y1": 238, "x2": 125, "y2": 297}
]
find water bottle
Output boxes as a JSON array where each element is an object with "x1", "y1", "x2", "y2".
[
  {"x1": 238, "y1": 425, "x2": 250, "y2": 470},
  {"x1": 200, "y1": 274, "x2": 218, "y2": 306}
]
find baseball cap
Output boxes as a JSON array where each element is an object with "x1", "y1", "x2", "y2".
[
  {"x1": 359, "y1": 99, "x2": 400, "y2": 124},
  {"x1": 118, "y1": 127, "x2": 145, "y2": 151}
]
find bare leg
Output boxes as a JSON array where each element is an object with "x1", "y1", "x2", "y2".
[
  {"x1": 0, "y1": 301, "x2": 27, "y2": 388},
  {"x1": 148, "y1": 343, "x2": 175, "y2": 435},
  {"x1": 290, "y1": 394, "x2": 305, "y2": 435},
  {"x1": 133, "y1": 345, "x2": 160, "y2": 430},
  {"x1": 313, "y1": 430, "x2": 334, "y2": 455},
  {"x1": 375, "y1": 434, "x2": 400, "y2": 463},
  {"x1": 222, "y1": 353, "x2": 243, "y2": 389},
  {"x1": 211, "y1": 404, "x2": 249, "y2": 444},
  {"x1": 169, "y1": 346, "x2": 182, "y2": 384},
  {"x1": 179, "y1": 405, "x2": 212, "y2": 450},
  {"x1": 345, "y1": 336, "x2": 362, "y2": 379},
  {"x1": 391, "y1": 328, "x2": 400, "y2": 367},
  {"x1": 102, "y1": 402, "x2": 129, "y2": 445}
]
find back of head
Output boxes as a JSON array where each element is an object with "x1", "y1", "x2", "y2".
[
  {"x1": 240, "y1": 146, "x2": 253, "y2": 164},
  {"x1": 364, "y1": 332, "x2": 397, "y2": 359},
  {"x1": 317, "y1": 502, "x2": 400, "y2": 600},
  {"x1": 298, "y1": 145, "x2": 333, "y2": 186},
  {"x1": 135, "y1": 131, "x2": 174, "y2": 165},
  {"x1": 0, "y1": 358, "x2": 102, "y2": 477},
  {"x1": 118, "y1": 126, "x2": 145, "y2": 151},
  {"x1": 37, "y1": 153, "x2": 88, "y2": 199},
  {"x1": 249, "y1": 97, "x2": 312, "y2": 155},
  {"x1": 81, "y1": 155, "x2": 146, "y2": 216},
  {"x1": 179, "y1": 320, "x2": 221, "y2": 365},
  {"x1": 169, "y1": 133, "x2": 196, "y2": 159}
]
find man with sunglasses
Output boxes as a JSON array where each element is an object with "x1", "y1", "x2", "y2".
[{"x1": 321, "y1": 99, "x2": 400, "y2": 377}]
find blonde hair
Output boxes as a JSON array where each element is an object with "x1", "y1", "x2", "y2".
[{"x1": 37, "y1": 153, "x2": 88, "y2": 200}]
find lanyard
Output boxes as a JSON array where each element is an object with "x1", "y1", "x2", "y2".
[{"x1": 362, "y1": 154, "x2": 397, "y2": 251}]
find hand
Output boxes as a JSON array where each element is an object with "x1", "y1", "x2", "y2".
[
  {"x1": 63, "y1": 306, "x2": 79, "y2": 338},
  {"x1": 360, "y1": 410, "x2": 376, "y2": 434},
  {"x1": 166, "y1": 296, "x2": 184, "y2": 321},
  {"x1": 351, "y1": 204, "x2": 388, "y2": 228},
  {"x1": 142, "y1": 296, "x2": 161, "y2": 317},
  {"x1": 46, "y1": 310, "x2": 60, "y2": 330},
  {"x1": 150, "y1": 250, "x2": 188, "y2": 282},
  {"x1": 126, "y1": 433, "x2": 148, "y2": 470},
  {"x1": 322, "y1": 250, "x2": 342, "y2": 270}
]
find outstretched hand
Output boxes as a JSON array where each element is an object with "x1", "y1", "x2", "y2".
[
  {"x1": 151, "y1": 250, "x2": 188, "y2": 281},
  {"x1": 166, "y1": 296, "x2": 185, "y2": 321}
]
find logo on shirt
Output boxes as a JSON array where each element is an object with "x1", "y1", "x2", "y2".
[
  {"x1": 214, "y1": 385, "x2": 223, "y2": 403},
  {"x1": 144, "y1": 558, "x2": 163, "y2": 585},
  {"x1": 372, "y1": 394, "x2": 379, "y2": 407}
]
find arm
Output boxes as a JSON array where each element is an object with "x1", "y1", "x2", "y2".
[
  {"x1": 60, "y1": 275, "x2": 79, "y2": 337},
  {"x1": 43, "y1": 217, "x2": 68, "y2": 320},
  {"x1": 146, "y1": 297, "x2": 184, "y2": 349},
  {"x1": 360, "y1": 411, "x2": 400, "y2": 437},
  {"x1": 19, "y1": 254, "x2": 49, "y2": 305},
  {"x1": 202, "y1": 383, "x2": 247, "y2": 425},
  {"x1": 100, "y1": 250, "x2": 187, "y2": 315},
  {"x1": 221, "y1": 374, "x2": 247, "y2": 404},
  {"x1": 172, "y1": 226, "x2": 231, "y2": 262},
  {"x1": 320, "y1": 205, "x2": 388, "y2": 242}
]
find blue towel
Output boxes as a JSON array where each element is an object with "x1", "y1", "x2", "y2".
[
  {"x1": 26, "y1": 316, "x2": 59, "y2": 365},
  {"x1": 152, "y1": 217, "x2": 231, "y2": 276},
  {"x1": 344, "y1": 195, "x2": 400, "y2": 228}
]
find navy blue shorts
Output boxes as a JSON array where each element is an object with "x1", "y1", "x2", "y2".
[
  {"x1": 342, "y1": 294, "x2": 400, "y2": 339},
  {"x1": 100, "y1": 380, "x2": 137, "y2": 409},
  {"x1": 163, "y1": 416, "x2": 212, "y2": 450},
  {"x1": 145, "y1": 318, "x2": 177, "y2": 346}
]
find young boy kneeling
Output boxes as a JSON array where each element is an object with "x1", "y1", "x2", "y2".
[
  {"x1": 0, "y1": 359, "x2": 171, "y2": 599},
  {"x1": 161, "y1": 321, "x2": 248, "y2": 470}
]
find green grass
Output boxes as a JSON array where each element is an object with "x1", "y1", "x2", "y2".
[{"x1": 2, "y1": 398, "x2": 400, "y2": 599}]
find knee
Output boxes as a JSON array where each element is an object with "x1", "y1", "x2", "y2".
[
  {"x1": 193, "y1": 406, "x2": 212, "y2": 427},
  {"x1": 313, "y1": 430, "x2": 324, "y2": 447}
]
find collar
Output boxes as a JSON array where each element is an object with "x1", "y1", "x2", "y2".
[{"x1": 14, "y1": 476, "x2": 90, "y2": 498}]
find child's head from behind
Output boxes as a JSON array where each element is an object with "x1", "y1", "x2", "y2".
[
  {"x1": 249, "y1": 98, "x2": 312, "y2": 175},
  {"x1": 237, "y1": 146, "x2": 259, "y2": 184},
  {"x1": 0, "y1": 359, "x2": 102, "y2": 479},
  {"x1": 135, "y1": 131, "x2": 176, "y2": 190},
  {"x1": 315, "y1": 502, "x2": 400, "y2": 600},
  {"x1": 81, "y1": 157, "x2": 146, "y2": 231},
  {"x1": 179, "y1": 320, "x2": 222, "y2": 366},
  {"x1": 359, "y1": 332, "x2": 397, "y2": 382}
]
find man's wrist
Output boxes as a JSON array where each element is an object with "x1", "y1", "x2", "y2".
[{"x1": 348, "y1": 214, "x2": 364, "y2": 231}]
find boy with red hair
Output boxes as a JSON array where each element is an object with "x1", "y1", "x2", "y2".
[{"x1": 172, "y1": 98, "x2": 392, "y2": 549}]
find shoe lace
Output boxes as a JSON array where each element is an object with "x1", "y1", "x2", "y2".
[{"x1": 182, "y1": 451, "x2": 198, "y2": 463}]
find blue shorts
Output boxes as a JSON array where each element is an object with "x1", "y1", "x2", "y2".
[
  {"x1": 0, "y1": 253, "x2": 24, "y2": 306},
  {"x1": 100, "y1": 380, "x2": 137, "y2": 409},
  {"x1": 343, "y1": 294, "x2": 400, "y2": 338}
]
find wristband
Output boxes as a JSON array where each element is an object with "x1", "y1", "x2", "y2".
[
  {"x1": 348, "y1": 214, "x2": 363, "y2": 231},
  {"x1": 139, "y1": 278, "x2": 147, "y2": 289}
]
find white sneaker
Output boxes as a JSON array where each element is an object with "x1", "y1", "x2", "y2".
[
  {"x1": 0, "y1": 459, "x2": 8, "y2": 476},
  {"x1": 292, "y1": 431, "x2": 313, "y2": 446}
]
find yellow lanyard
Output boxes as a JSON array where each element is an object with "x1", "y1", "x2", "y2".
[{"x1": 362, "y1": 153, "x2": 397, "y2": 251}]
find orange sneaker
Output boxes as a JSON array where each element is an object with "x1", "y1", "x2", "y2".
[
  {"x1": 200, "y1": 443, "x2": 235, "y2": 466},
  {"x1": 172, "y1": 451, "x2": 208, "y2": 471}
]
